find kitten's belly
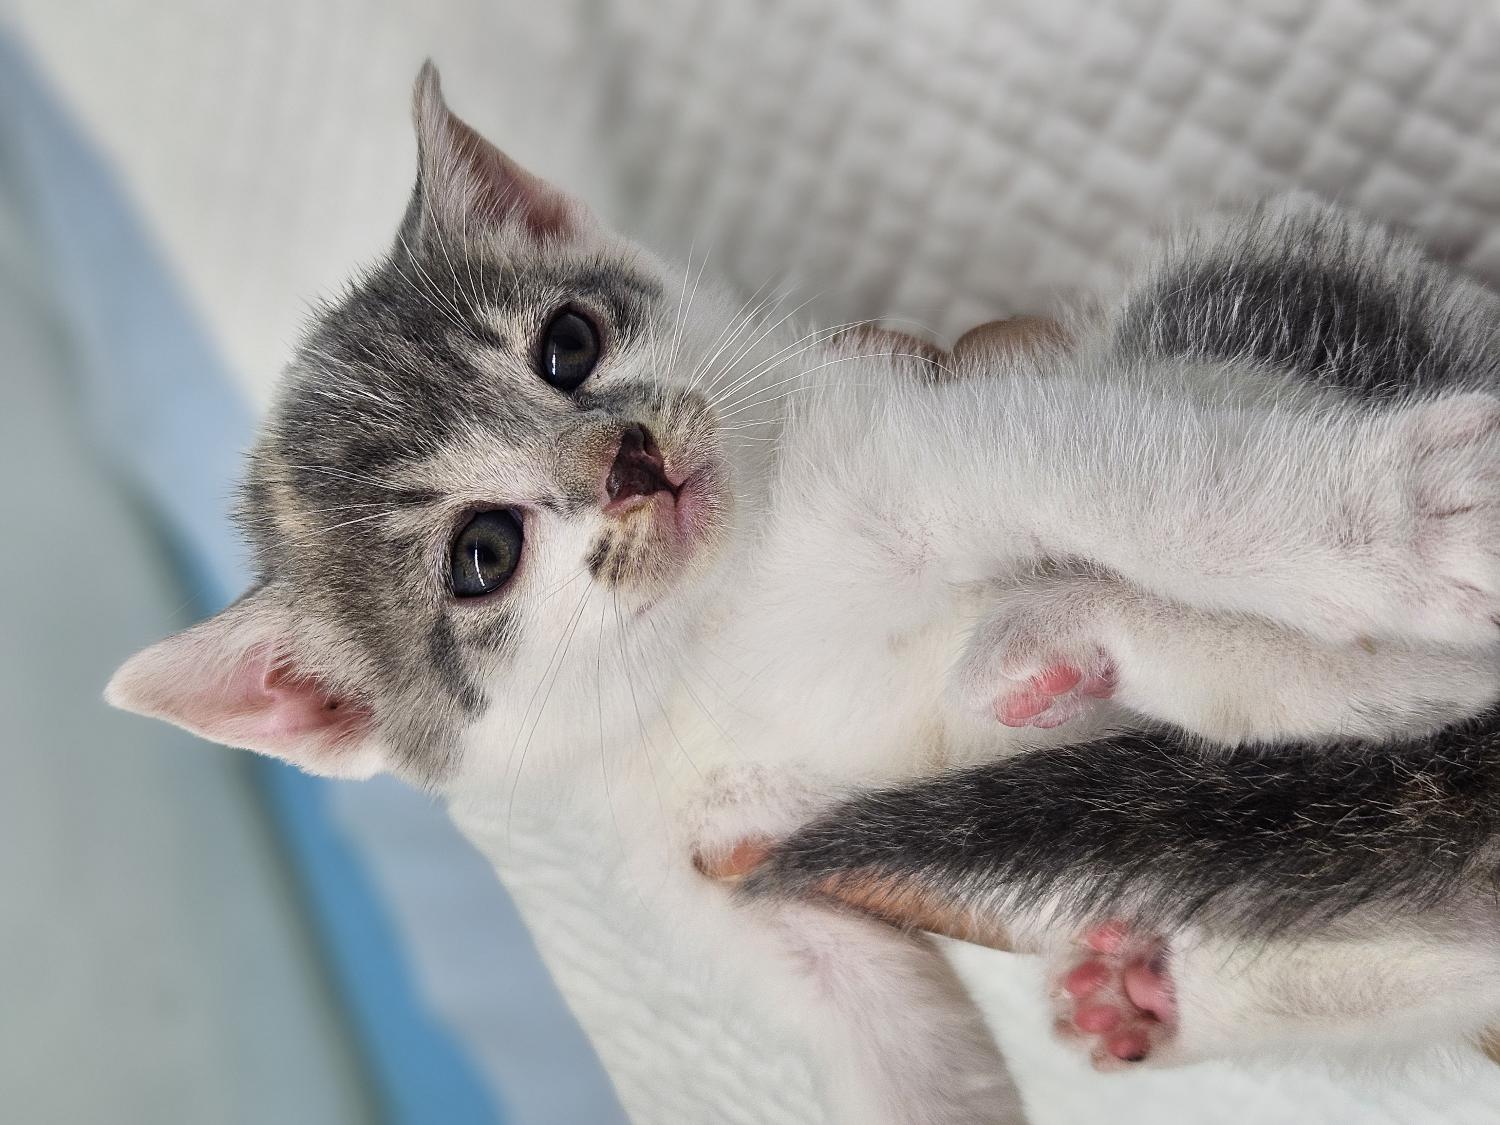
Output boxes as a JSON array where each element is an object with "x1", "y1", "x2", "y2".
[{"x1": 699, "y1": 592, "x2": 1032, "y2": 783}]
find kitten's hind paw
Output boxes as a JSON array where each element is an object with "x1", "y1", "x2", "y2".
[
  {"x1": 1052, "y1": 921, "x2": 1177, "y2": 1071},
  {"x1": 955, "y1": 580, "x2": 1117, "y2": 730}
]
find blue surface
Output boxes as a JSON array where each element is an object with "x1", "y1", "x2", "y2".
[
  {"x1": 0, "y1": 33, "x2": 501, "y2": 1125},
  {"x1": 256, "y1": 763, "x2": 499, "y2": 1125}
]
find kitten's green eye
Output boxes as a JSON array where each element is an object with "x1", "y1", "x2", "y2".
[
  {"x1": 450, "y1": 510, "x2": 523, "y2": 598},
  {"x1": 538, "y1": 309, "x2": 599, "y2": 392}
]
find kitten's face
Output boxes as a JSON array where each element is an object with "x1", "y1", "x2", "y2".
[{"x1": 107, "y1": 65, "x2": 775, "y2": 789}]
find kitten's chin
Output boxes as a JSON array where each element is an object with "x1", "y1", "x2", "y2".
[{"x1": 599, "y1": 453, "x2": 734, "y2": 615}]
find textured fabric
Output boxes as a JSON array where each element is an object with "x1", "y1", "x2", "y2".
[
  {"x1": 14, "y1": 1, "x2": 1500, "y2": 1121},
  {"x1": 599, "y1": 0, "x2": 1500, "y2": 333}
]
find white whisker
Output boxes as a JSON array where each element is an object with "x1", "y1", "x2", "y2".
[{"x1": 506, "y1": 583, "x2": 595, "y2": 834}]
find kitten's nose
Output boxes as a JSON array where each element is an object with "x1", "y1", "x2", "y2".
[{"x1": 605, "y1": 424, "x2": 674, "y2": 507}]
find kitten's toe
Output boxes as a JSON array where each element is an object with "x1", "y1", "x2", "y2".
[
  {"x1": 692, "y1": 837, "x2": 772, "y2": 882},
  {"x1": 1062, "y1": 958, "x2": 1112, "y2": 999},
  {"x1": 995, "y1": 665, "x2": 1078, "y2": 726},
  {"x1": 994, "y1": 659, "x2": 1115, "y2": 729},
  {"x1": 1050, "y1": 920, "x2": 1178, "y2": 1072},
  {"x1": 1123, "y1": 955, "x2": 1176, "y2": 1022}
]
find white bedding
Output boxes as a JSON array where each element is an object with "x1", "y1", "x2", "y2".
[{"x1": 15, "y1": 0, "x2": 1500, "y2": 1120}]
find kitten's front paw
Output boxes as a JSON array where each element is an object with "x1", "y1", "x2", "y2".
[
  {"x1": 957, "y1": 584, "x2": 1116, "y2": 730},
  {"x1": 1051, "y1": 921, "x2": 1177, "y2": 1071},
  {"x1": 1391, "y1": 394, "x2": 1500, "y2": 645},
  {"x1": 993, "y1": 660, "x2": 1117, "y2": 729}
]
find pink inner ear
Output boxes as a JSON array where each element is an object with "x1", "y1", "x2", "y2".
[
  {"x1": 109, "y1": 600, "x2": 385, "y2": 779},
  {"x1": 220, "y1": 650, "x2": 370, "y2": 751},
  {"x1": 445, "y1": 112, "x2": 573, "y2": 239}
]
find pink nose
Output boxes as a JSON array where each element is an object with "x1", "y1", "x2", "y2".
[{"x1": 606, "y1": 424, "x2": 673, "y2": 505}]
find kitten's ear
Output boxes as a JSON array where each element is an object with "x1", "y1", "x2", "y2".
[
  {"x1": 405, "y1": 60, "x2": 588, "y2": 243},
  {"x1": 105, "y1": 586, "x2": 384, "y2": 780}
]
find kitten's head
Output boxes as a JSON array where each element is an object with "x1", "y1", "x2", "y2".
[{"x1": 107, "y1": 64, "x2": 769, "y2": 789}]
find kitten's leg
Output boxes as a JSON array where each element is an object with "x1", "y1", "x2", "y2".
[
  {"x1": 771, "y1": 905, "x2": 1027, "y2": 1123},
  {"x1": 745, "y1": 722, "x2": 1500, "y2": 997},
  {"x1": 954, "y1": 575, "x2": 1500, "y2": 744},
  {"x1": 689, "y1": 765, "x2": 1025, "y2": 1125},
  {"x1": 1017, "y1": 387, "x2": 1500, "y2": 650},
  {"x1": 1046, "y1": 197, "x2": 1500, "y2": 649},
  {"x1": 1049, "y1": 915, "x2": 1500, "y2": 1069}
]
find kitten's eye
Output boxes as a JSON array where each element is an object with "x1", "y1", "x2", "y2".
[
  {"x1": 450, "y1": 510, "x2": 523, "y2": 598},
  {"x1": 538, "y1": 309, "x2": 599, "y2": 392}
]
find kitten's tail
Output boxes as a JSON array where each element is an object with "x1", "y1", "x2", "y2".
[{"x1": 743, "y1": 709, "x2": 1500, "y2": 938}]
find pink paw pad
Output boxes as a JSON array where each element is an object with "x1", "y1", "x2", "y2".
[
  {"x1": 1053, "y1": 920, "x2": 1176, "y2": 1070},
  {"x1": 996, "y1": 657, "x2": 1115, "y2": 730}
]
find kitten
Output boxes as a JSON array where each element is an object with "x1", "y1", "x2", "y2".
[{"x1": 107, "y1": 63, "x2": 1500, "y2": 1119}]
